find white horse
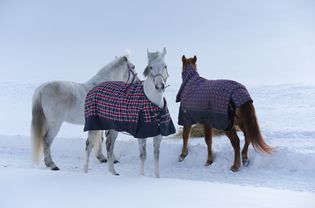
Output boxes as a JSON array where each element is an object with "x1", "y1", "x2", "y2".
[
  {"x1": 31, "y1": 55, "x2": 139, "y2": 170},
  {"x1": 84, "y1": 48, "x2": 174, "y2": 178}
]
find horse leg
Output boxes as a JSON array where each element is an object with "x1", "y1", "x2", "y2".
[
  {"x1": 179, "y1": 125, "x2": 191, "y2": 162},
  {"x1": 84, "y1": 130, "x2": 100, "y2": 173},
  {"x1": 235, "y1": 109, "x2": 250, "y2": 167},
  {"x1": 106, "y1": 130, "x2": 119, "y2": 176},
  {"x1": 138, "y1": 138, "x2": 147, "y2": 176},
  {"x1": 43, "y1": 122, "x2": 62, "y2": 170},
  {"x1": 241, "y1": 134, "x2": 250, "y2": 167},
  {"x1": 153, "y1": 135, "x2": 162, "y2": 178},
  {"x1": 204, "y1": 125, "x2": 213, "y2": 166},
  {"x1": 225, "y1": 129, "x2": 241, "y2": 172},
  {"x1": 95, "y1": 131, "x2": 107, "y2": 163}
]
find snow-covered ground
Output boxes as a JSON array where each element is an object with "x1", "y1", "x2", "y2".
[{"x1": 0, "y1": 81, "x2": 315, "y2": 208}]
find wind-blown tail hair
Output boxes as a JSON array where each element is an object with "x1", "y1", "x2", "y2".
[
  {"x1": 240, "y1": 102, "x2": 273, "y2": 154},
  {"x1": 31, "y1": 92, "x2": 47, "y2": 165}
]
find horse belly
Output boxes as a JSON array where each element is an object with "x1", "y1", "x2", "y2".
[{"x1": 64, "y1": 105, "x2": 85, "y2": 125}]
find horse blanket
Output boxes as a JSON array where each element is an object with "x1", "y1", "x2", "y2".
[
  {"x1": 176, "y1": 65, "x2": 252, "y2": 131},
  {"x1": 84, "y1": 81, "x2": 176, "y2": 138}
]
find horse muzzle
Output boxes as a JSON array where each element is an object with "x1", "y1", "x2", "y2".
[{"x1": 155, "y1": 82, "x2": 166, "y2": 92}]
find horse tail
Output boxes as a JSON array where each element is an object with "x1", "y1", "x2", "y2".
[
  {"x1": 31, "y1": 89, "x2": 48, "y2": 165},
  {"x1": 239, "y1": 102, "x2": 273, "y2": 154}
]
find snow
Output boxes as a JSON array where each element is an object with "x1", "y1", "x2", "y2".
[
  {"x1": 0, "y1": 81, "x2": 315, "y2": 207},
  {"x1": 1, "y1": 168, "x2": 314, "y2": 208}
]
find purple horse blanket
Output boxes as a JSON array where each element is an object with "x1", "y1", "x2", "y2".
[
  {"x1": 176, "y1": 66, "x2": 252, "y2": 130},
  {"x1": 84, "y1": 81, "x2": 176, "y2": 138}
]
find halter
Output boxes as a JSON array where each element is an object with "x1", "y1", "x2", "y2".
[
  {"x1": 148, "y1": 66, "x2": 170, "y2": 91},
  {"x1": 148, "y1": 66, "x2": 169, "y2": 83}
]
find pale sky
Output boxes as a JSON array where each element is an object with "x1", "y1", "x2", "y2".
[{"x1": 0, "y1": 0, "x2": 314, "y2": 86}]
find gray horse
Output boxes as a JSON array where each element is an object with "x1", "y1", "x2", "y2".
[
  {"x1": 31, "y1": 55, "x2": 139, "y2": 170},
  {"x1": 84, "y1": 48, "x2": 175, "y2": 178}
]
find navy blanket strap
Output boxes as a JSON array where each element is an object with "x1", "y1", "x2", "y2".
[
  {"x1": 84, "y1": 81, "x2": 176, "y2": 138},
  {"x1": 176, "y1": 65, "x2": 253, "y2": 131}
]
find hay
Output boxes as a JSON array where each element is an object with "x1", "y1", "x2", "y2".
[{"x1": 175, "y1": 123, "x2": 240, "y2": 138}]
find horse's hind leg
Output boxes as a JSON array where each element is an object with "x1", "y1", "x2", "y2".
[
  {"x1": 106, "y1": 130, "x2": 119, "y2": 175},
  {"x1": 204, "y1": 125, "x2": 213, "y2": 166},
  {"x1": 225, "y1": 129, "x2": 241, "y2": 172},
  {"x1": 95, "y1": 131, "x2": 107, "y2": 163},
  {"x1": 43, "y1": 122, "x2": 62, "y2": 170},
  {"x1": 84, "y1": 130, "x2": 100, "y2": 173},
  {"x1": 153, "y1": 135, "x2": 162, "y2": 178},
  {"x1": 179, "y1": 125, "x2": 191, "y2": 162},
  {"x1": 241, "y1": 135, "x2": 250, "y2": 167},
  {"x1": 236, "y1": 110, "x2": 251, "y2": 167},
  {"x1": 138, "y1": 138, "x2": 147, "y2": 176}
]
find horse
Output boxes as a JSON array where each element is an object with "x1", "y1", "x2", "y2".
[
  {"x1": 83, "y1": 48, "x2": 176, "y2": 178},
  {"x1": 31, "y1": 55, "x2": 139, "y2": 170},
  {"x1": 176, "y1": 55, "x2": 272, "y2": 172}
]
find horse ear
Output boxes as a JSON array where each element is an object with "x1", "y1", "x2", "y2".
[
  {"x1": 124, "y1": 49, "x2": 131, "y2": 59},
  {"x1": 182, "y1": 55, "x2": 186, "y2": 63},
  {"x1": 192, "y1": 55, "x2": 197, "y2": 63},
  {"x1": 123, "y1": 56, "x2": 128, "y2": 62},
  {"x1": 162, "y1": 47, "x2": 167, "y2": 56},
  {"x1": 147, "y1": 48, "x2": 150, "y2": 59}
]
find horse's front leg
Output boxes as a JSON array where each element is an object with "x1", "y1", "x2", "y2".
[
  {"x1": 179, "y1": 125, "x2": 191, "y2": 162},
  {"x1": 138, "y1": 138, "x2": 147, "y2": 176},
  {"x1": 106, "y1": 130, "x2": 119, "y2": 175},
  {"x1": 84, "y1": 130, "x2": 101, "y2": 173},
  {"x1": 153, "y1": 135, "x2": 162, "y2": 178}
]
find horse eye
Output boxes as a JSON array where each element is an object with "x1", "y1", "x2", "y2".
[
  {"x1": 165, "y1": 65, "x2": 167, "y2": 69},
  {"x1": 150, "y1": 66, "x2": 153, "y2": 70},
  {"x1": 132, "y1": 66, "x2": 135, "y2": 69}
]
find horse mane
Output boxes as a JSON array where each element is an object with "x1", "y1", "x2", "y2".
[
  {"x1": 148, "y1": 52, "x2": 160, "y2": 60},
  {"x1": 102, "y1": 56, "x2": 127, "y2": 72},
  {"x1": 86, "y1": 56, "x2": 128, "y2": 86}
]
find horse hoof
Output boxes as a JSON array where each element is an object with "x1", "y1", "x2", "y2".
[
  {"x1": 242, "y1": 159, "x2": 250, "y2": 167},
  {"x1": 100, "y1": 159, "x2": 107, "y2": 163},
  {"x1": 230, "y1": 166, "x2": 240, "y2": 172},
  {"x1": 205, "y1": 160, "x2": 213, "y2": 166},
  {"x1": 179, "y1": 154, "x2": 187, "y2": 162},
  {"x1": 114, "y1": 160, "x2": 119, "y2": 164},
  {"x1": 114, "y1": 173, "x2": 120, "y2": 176},
  {"x1": 51, "y1": 166, "x2": 60, "y2": 171}
]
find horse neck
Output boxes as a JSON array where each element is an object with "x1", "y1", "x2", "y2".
[
  {"x1": 85, "y1": 64, "x2": 125, "y2": 89},
  {"x1": 143, "y1": 78, "x2": 164, "y2": 108}
]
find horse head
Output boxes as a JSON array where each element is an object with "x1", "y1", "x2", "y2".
[
  {"x1": 182, "y1": 55, "x2": 197, "y2": 71},
  {"x1": 119, "y1": 55, "x2": 139, "y2": 84},
  {"x1": 143, "y1": 48, "x2": 169, "y2": 92}
]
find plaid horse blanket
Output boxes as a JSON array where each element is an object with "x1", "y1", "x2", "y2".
[
  {"x1": 176, "y1": 66, "x2": 252, "y2": 131},
  {"x1": 84, "y1": 81, "x2": 176, "y2": 138}
]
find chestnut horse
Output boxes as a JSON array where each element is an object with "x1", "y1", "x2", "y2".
[{"x1": 176, "y1": 55, "x2": 272, "y2": 171}]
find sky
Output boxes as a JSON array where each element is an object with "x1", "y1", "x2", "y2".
[{"x1": 0, "y1": 0, "x2": 314, "y2": 86}]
